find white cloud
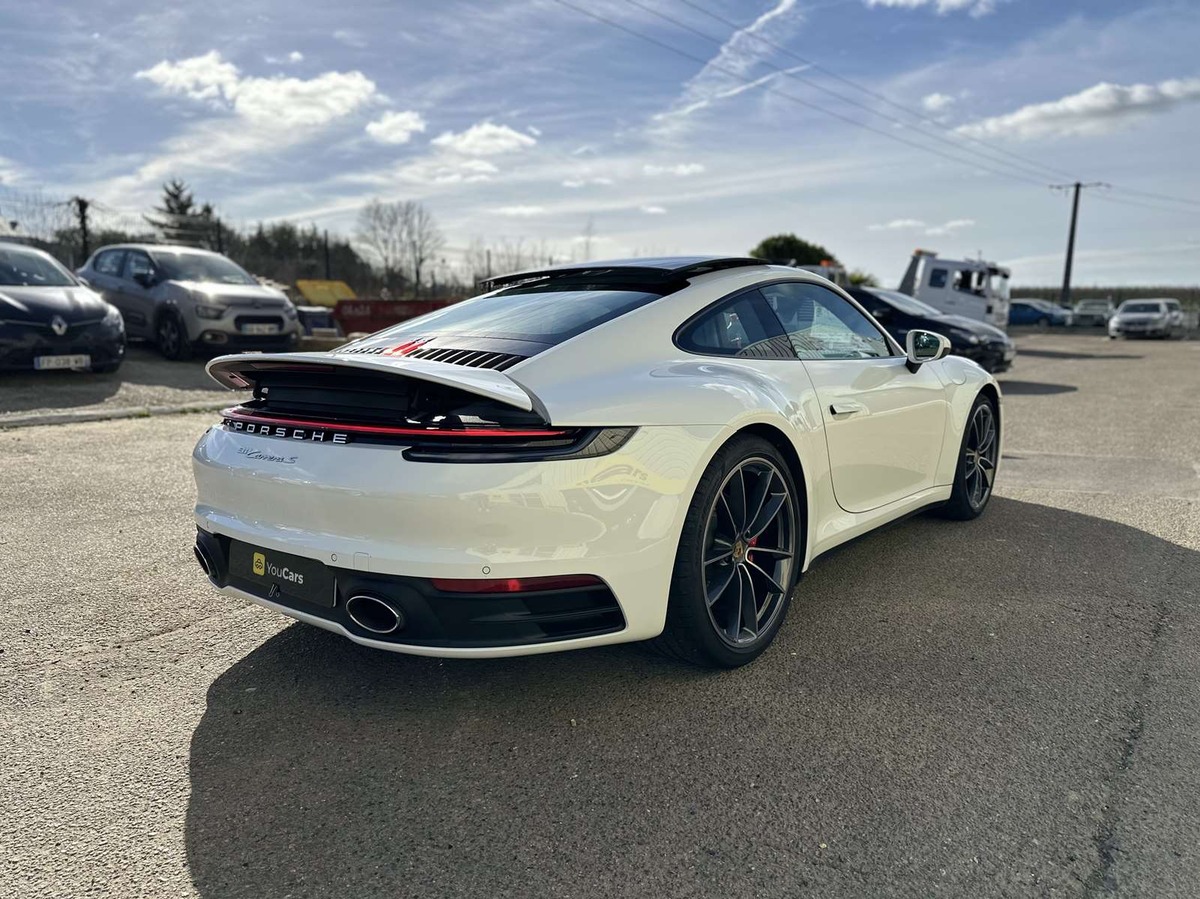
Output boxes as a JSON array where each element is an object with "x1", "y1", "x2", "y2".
[
  {"x1": 925, "y1": 218, "x2": 975, "y2": 236},
  {"x1": 265, "y1": 50, "x2": 305, "y2": 65},
  {"x1": 865, "y1": 0, "x2": 1002, "y2": 17},
  {"x1": 288, "y1": 51, "x2": 304, "y2": 63},
  {"x1": 379, "y1": 157, "x2": 497, "y2": 186},
  {"x1": 869, "y1": 218, "x2": 926, "y2": 231},
  {"x1": 365, "y1": 110, "x2": 427, "y2": 144},
  {"x1": 640, "y1": 205, "x2": 668, "y2": 215},
  {"x1": 101, "y1": 52, "x2": 381, "y2": 201},
  {"x1": 495, "y1": 205, "x2": 546, "y2": 217},
  {"x1": 136, "y1": 51, "x2": 378, "y2": 130},
  {"x1": 431, "y1": 122, "x2": 537, "y2": 155},
  {"x1": 0, "y1": 156, "x2": 24, "y2": 185},
  {"x1": 644, "y1": 163, "x2": 706, "y2": 177},
  {"x1": 921, "y1": 92, "x2": 955, "y2": 113},
  {"x1": 527, "y1": 125, "x2": 542, "y2": 137},
  {"x1": 561, "y1": 177, "x2": 614, "y2": 188},
  {"x1": 956, "y1": 78, "x2": 1200, "y2": 141}
]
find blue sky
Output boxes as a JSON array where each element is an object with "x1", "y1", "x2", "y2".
[{"x1": 2, "y1": 0, "x2": 1199, "y2": 285}]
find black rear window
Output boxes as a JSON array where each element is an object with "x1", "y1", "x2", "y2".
[{"x1": 364, "y1": 288, "x2": 662, "y2": 348}]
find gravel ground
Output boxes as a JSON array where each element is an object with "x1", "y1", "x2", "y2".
[
  {"x1": 1, "y1": 332, "x2": 1198, "y2": 898},
  {"x1": 0, "y1": 345, "x2": 225, "y2": 425}
]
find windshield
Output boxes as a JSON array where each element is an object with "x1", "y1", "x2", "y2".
[
  {"x1": 153, "y1": 251, "x2": 257, "y2": 286},
  {"x1": 0, "y1": 245, "x2": 76, "y2": 287},
  {"x1": 866, "y1": 288, "x2": 942, "y2": 317},
  {"x1": 365, "y1": 288, "x2": 662, "y2": 347},
  {"x1": 1120, "y1": 302, "x2": 1164, "y2": 314}
]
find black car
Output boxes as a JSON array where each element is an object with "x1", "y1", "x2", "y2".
[
  {"x1": 0, "y1": 243, "x2": 125, "y2": 373},
  {"x1": 847, "y1": 286, "x2": 1016, "y2": 373}
]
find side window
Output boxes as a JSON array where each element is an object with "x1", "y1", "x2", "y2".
[
  {"x1": 94, "y1": 250, "x2": 125, "y2": 276},
  {"x1": 759, "y1": 282, "x2": 893, "y2": 361},
  {"x1": 677, "y1": 291, "x2": 791, "y2": 359},
  {"x1": 929, "y1": 268, "x2": 948, "y2": 289},
  {"x1": 125, "y1": 251, "x2": 153, "y2": 282}
]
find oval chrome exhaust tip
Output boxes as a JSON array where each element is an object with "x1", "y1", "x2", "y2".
[
  {"x1": 193, "y1": 544, "x2": 215, "y2": 580},
  {"x1": 345, "y1": 594, "x2": 403, "y2": 635}
]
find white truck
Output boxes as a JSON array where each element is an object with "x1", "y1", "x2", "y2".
[{"x1": 896, "y1": 249, "x2": 1011, "y2": 329}]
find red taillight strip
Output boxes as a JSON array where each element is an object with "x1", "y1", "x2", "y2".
[
  {"x1": 430, "y1": 575, "x2": 605, "y2": 594},
  {"x1": 221, "y1": 407, "x2": 567, "y2": 439}
]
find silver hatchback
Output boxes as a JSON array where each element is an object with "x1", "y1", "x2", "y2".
[{"x1": 78, "y1": 244, "x2": 301, "y2": 360}]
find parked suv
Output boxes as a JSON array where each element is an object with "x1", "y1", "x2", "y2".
[
  {"x1": 1108, "y1": 298, "x2": 1185, "y2": 339},
  {"x1": 78, "y1": 244, "x2": 300, "y2": 359}
]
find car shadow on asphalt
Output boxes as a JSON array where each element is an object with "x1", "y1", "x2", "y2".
[
  {"x1": 183, "y1": 497, "x2": 1200, "y2": 897},
  {"x1": 994, "y1": 380, "x2": 1078, "y2": 396}
]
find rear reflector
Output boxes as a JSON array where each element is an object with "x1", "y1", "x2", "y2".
[{"x1": 430, "y1": 574, "x2": 605, "y2": 594}]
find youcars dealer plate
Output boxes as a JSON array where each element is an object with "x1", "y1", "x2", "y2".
[
  {"x1": 228, "y1": 540, "x2": 337, "y2": 607},
  {"x1": 34, "y1": 354, "x2": 91, "y2": 370}
]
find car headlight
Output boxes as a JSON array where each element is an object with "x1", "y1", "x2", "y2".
[
  {"x1": 103, "y1": 304, "x2": 124, "y2": 330},
  {"x1": 194, "y1": 303, "x2": 225, "y2": 320},
  {"x1": 966, "y1": 334, "x2": 981, "y2": 345},
  {"x1": 282, "y1": 303, "x2": 298, "y2": 320}
]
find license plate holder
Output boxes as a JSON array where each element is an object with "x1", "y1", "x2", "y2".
[
  {"x1": 228, "y1": 541, "x2": 337, "y2": 608},
  {"x1": 241, "y1": 323, "x2": 280, "y2": 335},
  {"x1": 34, "y1": 354, "x2": 91, "y2": 370}
]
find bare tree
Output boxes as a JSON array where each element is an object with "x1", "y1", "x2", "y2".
[
  {"x1": 355, "y1": 199, "x2": 406, "y2": 291},
  {"x1": 401, "y1": 201, "x2": 444, "y2": 299},
  {"x1": 355, "y1": 199, "x2": 444, "y2": 297}
]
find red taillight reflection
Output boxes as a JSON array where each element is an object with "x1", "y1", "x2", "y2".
[{"x1": 430, "y1": 574, "x2": 604, "y2": 594}]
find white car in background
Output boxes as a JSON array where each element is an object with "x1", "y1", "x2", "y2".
[
  {"x1": 192, "y1": 257, "x2": 1001, "y2": 669},
  {"x1": 1108, "y1": 298, "x2": 1185, "y2": 339}
]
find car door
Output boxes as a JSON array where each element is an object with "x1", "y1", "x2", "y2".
[
  {"x1": 87, "y1": 249, "x2": 127, "y2": 313},
  {"x1": 759, "y1": 281, "x2": 948, "y2": 514},
  {"x1": 120, "y1": 250, "x2": 158, "y2": 337}
]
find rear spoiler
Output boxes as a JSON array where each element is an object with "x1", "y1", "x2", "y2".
[{"x1": 205, "y1": 351, "x2": 539, "y2": 413}]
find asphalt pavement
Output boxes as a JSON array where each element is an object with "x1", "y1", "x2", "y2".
[{"x1": 2, "y1": 332, "x2": 1198, "y2": 898}]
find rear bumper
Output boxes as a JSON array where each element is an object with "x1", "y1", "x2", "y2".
[
  {"x1": 192, "y1": 422, "x2": 723, "y2": 655},
  {"x1": 196, "y1": 528, "x2": 626, "y2": 652}
]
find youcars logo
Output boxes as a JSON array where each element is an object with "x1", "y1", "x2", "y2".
[{"x1": 252, "y1": 551, "x2": 304, "y2": 585}]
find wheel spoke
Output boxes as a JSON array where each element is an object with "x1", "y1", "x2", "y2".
[
  {"x1": 705, "y1": 538, "x2": 734, "y2": 566},
  {"x1": 738, "y1": 565, "x2": 758, "y2": 636},
  {"x1": 744, "y1": 468, "x2": 773, "y2": 537},
  {"x1": 747, "y1": 545, "x2": 792, "y2": 560},
  {"x1": 747, "y1": 490, "x2": 786, "y2": 540},
  {"x1": 706, "y1": 563, "x2": 737, "y2": 608},
  {"x1": 727, "y1": 466, "x2": 749, "y2": 532},
  {"x1": 978, "y1": 456, "x2": 996, "y2": 487},
  {"x1": 746, "y1": 559, "x2": 786, "y2": 596}
]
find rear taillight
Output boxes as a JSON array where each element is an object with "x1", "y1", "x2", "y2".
[
  {"x1": 430, "y1": 574, "x2": 605, "y2": 593},
  {"x1": 401, "y1": 426, "x2": 636, "y2": 463}
]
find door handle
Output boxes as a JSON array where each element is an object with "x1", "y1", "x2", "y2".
[{"x1": 829, "y1": 402, "x2": 866, "y2": 416}]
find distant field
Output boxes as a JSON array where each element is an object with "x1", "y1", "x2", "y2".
[{"x1": 1014, "y1": 285, "x2": 1200, "y2": 310}]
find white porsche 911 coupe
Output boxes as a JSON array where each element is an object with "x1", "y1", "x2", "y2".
[{"x1": 192, "y1": 257, "x2": 1000, "y2": 668}]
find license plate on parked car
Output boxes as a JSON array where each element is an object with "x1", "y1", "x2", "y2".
[
  {"x1": 241, "y1": 323, "x2": 281, "y2": 335},
  {"x1": 34, "y1": 354, "x2": 91, "y2": 370},
  {"x1": 228, "y1": 540, "x2": 337, "y2": 608}
]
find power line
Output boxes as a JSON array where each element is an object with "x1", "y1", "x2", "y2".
[
  {"x1": 619, "y1": 0, "x2": 1060, "y2": 183},
  {"x1": 1105, "y1": 185, "x2": 1200, "y2": 210},
  {"x1": 547, "y1": 0, "x2": 1049, "y2": 189},
  {"x1": 668, "y1": 0, "x2": 1081, "y2": 183}
]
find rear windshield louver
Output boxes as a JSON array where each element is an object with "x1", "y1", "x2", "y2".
[{"x1": 404, "y1": 348, "x2": 526, "y2": 370}]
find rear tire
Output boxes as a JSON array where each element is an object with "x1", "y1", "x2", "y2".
[
  {"x1": 939, "y1": 394, "x2": 999, "y2": 521},
  {"x1": 653, "y1": 435, "x2": 802, "y2": 669},
  {"x1": 156, "y1": 310, "x2": 192, "y2": 361}
]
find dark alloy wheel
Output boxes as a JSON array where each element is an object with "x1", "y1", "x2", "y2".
[
  {"x1": 654, "y1": 435, "x2": 801, "y2": 668},
  {"x1": 157, "y1": 311, "x2": 192, "y2": 361},
  {"x1": 702, "y1": 458, "x2": 796, "y2": 647},
  {"x1": 940, "y1": 394, "x2": 999, "y2": 520}
]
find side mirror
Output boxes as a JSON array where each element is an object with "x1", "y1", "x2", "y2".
[
  {"x1": 133, "y1": 271, "x2": 155, "y2": 288},
  {"x1": 906, "y1": 329, "x2": 951, "y2": 372}
]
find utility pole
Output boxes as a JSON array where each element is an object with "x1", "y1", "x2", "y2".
[
  {"x1": 1050, "y1": 181, "x2": 1106, "y2": 307},
  {"x1": 323, "y1": 230, "x2": 331, "y2": 279},
  {"x1": 72, "y1": 197, "x2": 91, "y2": 259},
  {"x1": 215, "y1": 219, "x2": 224, "y2": 254}
]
